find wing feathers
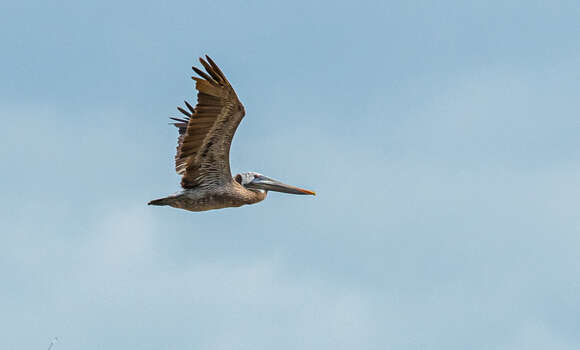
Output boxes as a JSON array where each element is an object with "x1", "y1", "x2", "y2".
[
  {"x1": 171, "y1": 55, "x2": 245, "y2": 188},
  {"x1": 197, "y1": 92, "x2": 222, "y2": 105},
  {"x1": 191, "y1": 67, "x2": 218, "y2": 86},
  {"x1": 189, "y1": 116, "x2": 219, "y2": 123},
  {"x1": 199, "y1": 58, "x2": 223, "y2": 83},
  {"x1": 192, "y1": 78, "x2": 223, "y2": 97},
  {"x1": 205, "y1": 55, "x2": 229, "y2": 83},
  {"x1": 184, "y1": 100, "x2": 195, "y2": 113},
  {"x1": 177, "y1": 106, "x2": 192, "y2": 117}
]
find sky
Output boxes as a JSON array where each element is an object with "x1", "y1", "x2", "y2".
[{"x1": 1, "y1": 0, "x2": 580, "y2": 349}]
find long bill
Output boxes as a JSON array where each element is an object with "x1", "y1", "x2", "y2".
[{"x1": 247, "y1": 176, "x2": 316, "y2": 195}]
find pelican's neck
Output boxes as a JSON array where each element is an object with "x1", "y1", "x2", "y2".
[
  {"x1": 247, "y1": 188, "x2": 267, "y2": 204},
  {"x1": 233, "y1": 180, "x2": 267, "y2": 204},
  {"x1": 258, "y1": 190, "x2": 267, "y2": 200}
]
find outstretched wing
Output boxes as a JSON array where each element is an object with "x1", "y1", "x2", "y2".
[{"x1": 171, "y1": 55, "x2": 246, "y2": 189}]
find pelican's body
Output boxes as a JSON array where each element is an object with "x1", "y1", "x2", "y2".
[
  {"x1": 149, "y1": 182, "x2": 266, "y2": 212},
  {"x1": 149, "y1": 56, "x2": 314, "y2": 212}
]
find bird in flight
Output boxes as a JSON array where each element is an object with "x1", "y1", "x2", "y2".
[{"x1": 149, "y1": 55, "x2": 315, "y2": 212}]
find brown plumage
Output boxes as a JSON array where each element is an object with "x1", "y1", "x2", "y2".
[
  {"x1": 149, "y1": 55, "x2": 315, "y2": 212},
  {"x1": 173, "y1": 55, "x2": 245, "y2": 189}
]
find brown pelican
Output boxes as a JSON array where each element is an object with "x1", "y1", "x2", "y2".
[{"x1": 148, "y1": 55, "x2": 315, "y2": 212}]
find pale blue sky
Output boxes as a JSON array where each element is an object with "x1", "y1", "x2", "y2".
[{"x1": 2, "y1": 1, "x2": 580, "y2": 349}]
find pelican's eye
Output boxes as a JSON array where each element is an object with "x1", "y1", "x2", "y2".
[{"x1": 235, "y1": 174, "x2": 243, "y2": 184}]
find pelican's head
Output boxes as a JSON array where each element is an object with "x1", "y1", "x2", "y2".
[{"x1": 234, "y1": 172, "x2": 316, "y2": 196}]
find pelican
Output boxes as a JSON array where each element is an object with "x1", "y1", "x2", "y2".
[{"x1": 148, "y1": 55, "x2": 315, "y2": 212}]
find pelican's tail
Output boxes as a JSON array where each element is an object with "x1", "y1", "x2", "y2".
[{"x1": 148, "y1": 197, "x2": 171, "y2": 206}]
